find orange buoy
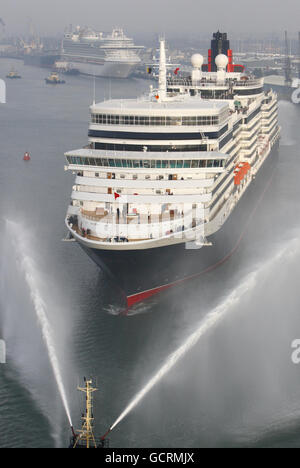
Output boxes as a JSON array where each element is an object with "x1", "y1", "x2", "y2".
[{"x1": 23, "y1": 152, "x2": 31, "y2": 161}]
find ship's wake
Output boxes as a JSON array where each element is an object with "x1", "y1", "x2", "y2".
[
  {"x1": 104, "y1": 304, "x2": 124, "y2": 316},
  {"x1": 108, "y1": 232, "x2": 300, "y2": 432},
  {"x1": 104, "y1": 301, "x2": 155, "y2": 317}
]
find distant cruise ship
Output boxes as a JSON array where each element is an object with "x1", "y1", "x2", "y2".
[
  {"x1": 61, "y1": 26, "x2": 143, "y2": 78},
  {"x1": 64, "y1": 32, "x2": 280, "y2": 310}
]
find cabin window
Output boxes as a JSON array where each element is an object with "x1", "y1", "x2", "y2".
[
  {"x1": 91, "y1": 113, "x2": 225, "y2": 127},
  {"x1": 67, "y1": 156, "x2": 226, "y2": 170}
]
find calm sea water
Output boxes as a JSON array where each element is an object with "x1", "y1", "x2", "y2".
[{"x1": 1, "y1": 58, "x2": 300, "y2": 448}]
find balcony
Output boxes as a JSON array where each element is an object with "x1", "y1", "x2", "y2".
[{"x1": 71, "y1": 208, "x2": 204, "y2": 244}]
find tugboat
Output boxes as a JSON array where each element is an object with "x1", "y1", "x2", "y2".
[
  {"x1": 69, "y1": 378, "x2": 109, "y2": 448},
  {"x1": 45, "y1": 72, "x2": 66, "y2": 84},
  {"x1": 23, "y1": 151, "x2": 31, "y2": 161},
  {"x1": 6, "y1": 68, "x2": 21, "y2": 79}
]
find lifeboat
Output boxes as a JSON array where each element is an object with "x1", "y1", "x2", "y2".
[
  {"x1": 23, "y1": 152, "x2": 31, "y2": 161},
  {"x1": 234, "y1": 162, "x2": 251, "y2": 185}
]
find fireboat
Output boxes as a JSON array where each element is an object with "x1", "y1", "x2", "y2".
[{"x1": 69, "y1": 378, "x2": 109, "y2": 449}]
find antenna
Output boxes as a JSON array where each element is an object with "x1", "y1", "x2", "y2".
[
  {"x1": 158, "y1": 36, "x2": 167, "y2": 101},
  {"x1": 72, "y1": 378, "x2": 98, "y2": 449}
]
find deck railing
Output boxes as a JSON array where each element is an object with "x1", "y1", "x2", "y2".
[{"x1": 167, "y1": 77, "x2": 263, "y2": 88}]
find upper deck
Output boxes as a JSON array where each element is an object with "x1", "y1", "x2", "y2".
[
  {"x1": 167, "y1": 75, "x2": 263, "y2": 89},
  {"x1": 90, "y1": 95, "x2": 229, "y2": 116},
  {"x1": 64, "y1": 35, "x2": 280, "y2": 250},
  {"x1": 167, "y1": 74, "x2": 264, "y2": 99}
]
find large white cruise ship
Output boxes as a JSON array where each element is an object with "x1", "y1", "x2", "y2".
[
  {"x1": 61, "y1": 27, "x2": 143, "y2": 78},
  {"x1": 64, "y1": 32, "x2": 280, "y2": 310}
]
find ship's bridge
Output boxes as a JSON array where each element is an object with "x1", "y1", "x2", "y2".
[{"x1": 89, "y1": 97, "x2": 230, "y2": 154}]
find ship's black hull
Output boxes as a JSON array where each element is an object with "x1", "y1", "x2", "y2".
[
  {"x1": 45, "y1": 79, "x2": 66, "y2": 84},
  {"x1": 81, "y1": 145, "x2": 279, "y2": 308},
  {"x1": 23, "y1": 54, "x2": 60, "y2": 68}
]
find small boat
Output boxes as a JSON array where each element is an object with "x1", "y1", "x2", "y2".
[
  {"x1": 6, "y1": 68, "x2": 21, "y2": 79},
  {"x1": 45, "y1": 72, "x2": 66, "y2": 84},
  {"x1": 23, "y1": 152, "x2": 31, "y2": 161}
]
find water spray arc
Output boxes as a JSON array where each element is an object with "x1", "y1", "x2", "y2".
[
  {"x1": 6, "y1": 220, "x2": 73, "y2": 428},
  {"x1": 108, "y1": 275, "x2": 255, "y2": 433},
  {"x1": 106, "y1": 237, "x2": 300, "y2": 435}
]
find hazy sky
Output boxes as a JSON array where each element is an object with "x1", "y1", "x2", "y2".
[{"x1": 1, "y1": 0, "x2": 300, "y2": 38}]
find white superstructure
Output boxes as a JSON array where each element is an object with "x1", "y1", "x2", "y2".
[{"x1": 64, "y1": 38, "x2": 279, "y2": 255}]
